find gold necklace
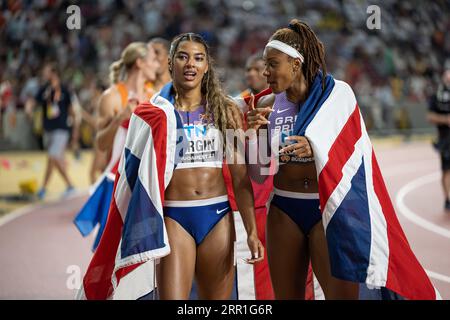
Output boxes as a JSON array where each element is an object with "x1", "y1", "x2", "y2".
[{"x1": 174, "y1": 93, "x2": 202, "y2": 112}]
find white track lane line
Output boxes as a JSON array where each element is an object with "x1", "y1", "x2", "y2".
[
  {"x1": 395, "y1": 171, "x2": 450, "y2": 240},
  {"x1": 425, "y1": 270, "x2": 450, "y2": 284},
  {"x1": 0, "y1": 190, "x2": 88, "y2": 228},
  {"x1": 0, "y1": 202, "x2": 39, "y2": 227},
  {"x1": 393, "y1": 171, "x2": 450, "y2": 284}
]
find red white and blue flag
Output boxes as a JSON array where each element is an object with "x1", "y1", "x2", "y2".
[
  {"x1": 77, "y1": 84, "x2": 273, "y2": 300},
  {"x1": 77, "y1": 93, "x2": 180, "y2": 299},
  {"x1": 73, "y1": 125, "x2": 127, "y2": 251},
  {"x1": 254, "y1": 74, "x2": 439, "y2": 300}
]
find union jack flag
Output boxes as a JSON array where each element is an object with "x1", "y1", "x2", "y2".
[
  {"x1": 77, "y1": 83, "x2": 273, "y2": 300},
  {"x1": 253, "y1": 74, "x2": 439, "y2": 299},
  {"x1": 77, "y1": 93, "x2": 180, "y2": 299}
]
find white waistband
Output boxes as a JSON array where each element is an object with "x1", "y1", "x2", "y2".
[
  {"x1": 273, "y1": 187, "x2": 319, "y2": 199},
  {"x1": 175, "y1": 161, "x2": 223, "y2": 170},
  {"x1": 164, "y1": 195, "x2": 229, "y2": 207}
]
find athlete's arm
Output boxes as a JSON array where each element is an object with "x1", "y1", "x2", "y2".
[
  {"x1": 95, "y1": 89, "x2": 133, "y2": 151},
  {"x1": 245, "y1": 94, "x2": 273, "y2": 184},
  {"x1": 226, "y1": 103, "x2": 264, "y2": 264}
]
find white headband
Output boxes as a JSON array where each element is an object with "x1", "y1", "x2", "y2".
[{"x1": 265, "y1": 40, "x2": 304, "y2": 63}]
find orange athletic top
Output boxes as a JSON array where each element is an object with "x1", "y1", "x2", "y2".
[
  {"x1": 144, "y1": 81, "x2": 156, "y2": 97},
  {"x1": 114, "y1": 82, "x2": 155, "y2": 111},
  {"x1": 114, "y1": 82, "x2": 129, "y2": 113},
  {"x1": 114, "y1": 82, "x2": 154, "y2": 129},
  {"x1": 239, "y1": 88, "x2": 251, "y2": 98}
]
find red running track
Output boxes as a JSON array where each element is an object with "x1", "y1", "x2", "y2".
[
  {"x1": 0, "y1": 141, "x2": 449, "y2": 299},
  {"x1": 0, "y1": 196, "x2": 92, "y2": 299}
]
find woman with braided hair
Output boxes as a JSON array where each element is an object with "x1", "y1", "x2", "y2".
[
  {"x1": 246, "y1": 19, "x2": 359, "y2": 299},
  {"x1": 155, "y1": 33, "x2": 264, "y2": 299}
]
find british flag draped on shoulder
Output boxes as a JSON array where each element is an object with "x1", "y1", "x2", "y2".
[
  {"x1": 77, "y1": 83, "x2": 271, "y2": 300},
  {"x1": 255, "y1": 73, "x2": 440, "y2": 300},
  {"x1": 76, "y1": 85, "x2": 182, "y2": 300}
]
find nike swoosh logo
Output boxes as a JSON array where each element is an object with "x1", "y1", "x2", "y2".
[
  {"x1": 277, "y1": 108, "x2": 290, "y2": 114},
  {"x1": 216, "y1": 207, "x2": 229, "y2": 214}
]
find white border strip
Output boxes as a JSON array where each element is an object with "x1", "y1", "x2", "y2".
[
  {"x1": 164, "y1": 195, "x2": 229, "y2": 207},
  {"x1": 273, "y1": 188, "x2": 319, "y2": 199},
  {"x1": 233, "y1": 211, "x2": 256, "y2": 299}
]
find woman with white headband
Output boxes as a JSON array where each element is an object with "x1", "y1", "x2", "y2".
[{"x1": 246, "y1": 19, "x2": 359, "y2": 299}]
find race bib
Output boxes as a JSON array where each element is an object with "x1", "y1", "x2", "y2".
[{"x1": 47, "y1": 102, "x2": 60, "y2": 119}]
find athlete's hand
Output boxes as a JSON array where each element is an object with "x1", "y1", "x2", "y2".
[
  {"x1": 226, "y1": 103, "x2": 244, "y2": 130},
  {"x1": 279, "y1": 136, "x2": 313, "y2": 158},
  {"x1": 246, "y1": 94, "x2": 273, "y2": 131},
  {"x1": 245, "y1": 234, "x2": 264, "y2": 264}
]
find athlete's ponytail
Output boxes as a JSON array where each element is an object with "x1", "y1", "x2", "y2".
[
  {"x1": 109, "y1": 59, "x2": 124, "y2": 85},
  {"x1": 269, "y1": 19, "x2": 327, "y2": 90},
  {"x1": 108, "y1": 42, "x2": 149, "y2": 85}
]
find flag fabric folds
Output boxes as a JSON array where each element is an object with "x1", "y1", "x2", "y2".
[
  {"x1": 77, "y1": 92, "x2": 179, "y2": 299},
  {"x1": 77, "y1": 83, "x2": 273, "y2": 300},
  {"x1": 252, "y1": 73, "x2": 439, "y2": 300},
  {"x1": 73, "y1": 126, "x2": 127, "y2": 251}
]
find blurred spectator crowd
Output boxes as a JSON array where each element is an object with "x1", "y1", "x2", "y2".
[{"x1": 1, "y1": 0, "x2": 449, "y2": 150}]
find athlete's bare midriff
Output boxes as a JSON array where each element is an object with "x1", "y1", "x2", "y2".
[
  {"x1": 273, "y1": 161, "x2": 318, "y2": 193},
  {"x1": 165, "y1": 167, "x2": 228, "y2": 200}
]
